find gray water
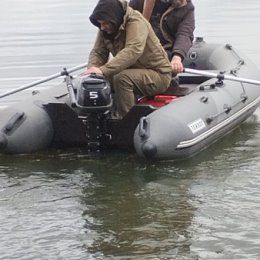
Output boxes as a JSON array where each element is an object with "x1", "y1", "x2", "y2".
[{"x1": 0, "y1": 0, "x2": 260, "y2": 259}]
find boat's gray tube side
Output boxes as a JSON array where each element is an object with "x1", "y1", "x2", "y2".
[
  {"x1": 0, "y1": 64, "x2": 87, "y2": 154},
  {"x1": 133, "y1": 41, "x2": 260, "y2": 160},
  {"x1": 0, "y1": 83, "x2": 70, "y2": 153},
  {"x1": 0, "y1": 101, "x2": 54, "y2": 153},
  {"x1": 134, "y1": 85, "x2": 260, "y2": 160},
  {"x1": 134, "y1": 90, "x2": 215, "y2": 160}
]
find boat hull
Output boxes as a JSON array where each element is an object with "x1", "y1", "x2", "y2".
[
  {"x1": 133, "y1": 40, "x2": 260, "y2": 159},
  {"x1": 0, "y1": 39, "x2": 259, "y2": 159},
  {"x1": 134, "y1": 86, "x2": 260, "y2": 159}
]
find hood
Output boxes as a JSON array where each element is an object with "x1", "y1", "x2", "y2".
[{"x1": 89, "y1": 0, "x2": 125, "y2": 32}]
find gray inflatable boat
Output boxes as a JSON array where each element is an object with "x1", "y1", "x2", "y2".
[{"x1": 0, "y1": 39, "x2": 259, "y2": 160}]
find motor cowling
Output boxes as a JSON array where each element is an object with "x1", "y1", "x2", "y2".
[{"x1": 75, "y1": 74, "x2": 112, "y2": 112}]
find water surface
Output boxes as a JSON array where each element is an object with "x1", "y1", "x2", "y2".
[{"x1": 0, "y1": 0, "x2": 260, "y2": 259}]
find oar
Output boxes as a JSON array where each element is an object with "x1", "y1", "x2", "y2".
[
  {"x1": 0, "y1": 62, "x2": 88, "y2": 99},
  {"x1": 184, "y1": 68, "x2": 260, "y2": 86}
]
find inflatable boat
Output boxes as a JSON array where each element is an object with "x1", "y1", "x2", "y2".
[{"x1": 0, "y1": 38, "x2": 260, "y2": 160}]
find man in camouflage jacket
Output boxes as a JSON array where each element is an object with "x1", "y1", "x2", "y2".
[{"x1": 85, "y1": 0, "x2": 172, "y2": 118}]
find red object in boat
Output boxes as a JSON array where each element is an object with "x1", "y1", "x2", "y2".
[{"x1": 138, "y1": 95, "x2": 177, "y2": 108}]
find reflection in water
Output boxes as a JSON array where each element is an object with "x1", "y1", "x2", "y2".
[
  {"x1": 0, "y1": 153, "x2": 196, "y2": 259},
  {"x1": 80, "y1": 162, "x2": 195, "y2": 259},
  {"x1": 187, "y1": 121, "x2": 260, "y2": 259},
  {"x1": 0, "y1": 155, "x2": 86, "y2": 259}
]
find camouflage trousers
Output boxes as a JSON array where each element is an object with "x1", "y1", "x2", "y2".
[{"x1": 111, "y1": 68, "x2": 171, "y2": 118}]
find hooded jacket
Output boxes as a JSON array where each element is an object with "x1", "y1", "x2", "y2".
[
  {"x1": 88, "y1": 0, "x2": 171, "y2": 77},
  {"x1": 129, "y1": 0, "x2": 195, "y2": 60}
]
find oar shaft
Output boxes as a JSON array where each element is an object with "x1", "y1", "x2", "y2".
[
  {"x1": 184, "y1": 68, "x2": 260, "y2": 86},
  {"x1": 0, "y1": 62, "x2": 88, "y2": 99}
]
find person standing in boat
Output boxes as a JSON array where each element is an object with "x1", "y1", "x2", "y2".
[
  {"x1": 84, "y1": 0, "x2": 172, "y2": 118},
  {"x1": 129, "y1": 0, "x2": 195, "y2": 76}
]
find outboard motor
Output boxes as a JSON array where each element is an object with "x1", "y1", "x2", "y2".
[
  {"x1": 65, "y1": 73, "x2": 112, "y2": 153},
  {"x1": 76, "y1": 74, "x2": 112, "y2": 114}
]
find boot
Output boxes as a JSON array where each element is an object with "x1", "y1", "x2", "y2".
[{"x1": 164, "y1": 77, "x2": 190, "y2": 96}]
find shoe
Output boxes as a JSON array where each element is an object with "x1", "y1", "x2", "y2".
[{"x1": 164, "y1": 77, "x2": 190, "y2": 96}]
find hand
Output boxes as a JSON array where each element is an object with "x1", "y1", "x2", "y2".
[
  {"x1": 83, "y1": 66, "x2": 103, "y2": 75},
  {"x1": 170, "y1": 55, "x2": 184, "y2": 75}
]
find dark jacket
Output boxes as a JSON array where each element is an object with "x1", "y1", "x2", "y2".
[
  {"x1": 129, "y1": 0, "x2": 195, "y2": 60},
  {"x1": 88, "y1": 0, "x2": 171, "y2": 77}
]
